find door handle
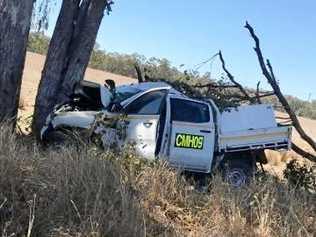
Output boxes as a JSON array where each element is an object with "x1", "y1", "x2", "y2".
[
  {"x1": 143, "y1": 122, "x2": 153, "y2": 128},
  {"x1": 200, "y1": 130, "x2": 211, "y2": 133}
]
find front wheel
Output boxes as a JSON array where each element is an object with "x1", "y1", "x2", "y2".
[{"x1": 44, "y1": 130, "x2": 84, "y2": 149}]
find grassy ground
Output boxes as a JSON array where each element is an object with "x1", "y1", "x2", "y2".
[{"x1": 0, "y1": 124, "x2": 315, "y2": 237}]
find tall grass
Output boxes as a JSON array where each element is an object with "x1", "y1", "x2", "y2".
[{"x1": 0, "y1": 124, "x2": 315, "y2": 237}]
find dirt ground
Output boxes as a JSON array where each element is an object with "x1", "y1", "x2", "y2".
[{"x1": 20, "y1": 52, "x2": 316, "y2": 175}]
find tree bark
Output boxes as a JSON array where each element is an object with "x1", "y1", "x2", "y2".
[
  {"x1": 0, "y1": 0, "x2": 34, "y2": 123},
  {"x1": 59, "y1": 0, "x2": 107, "y2": 101},
  {"x1": 33, "y1": 0, "x2": 109, "y2": 136},
  {"x1": 33, "y1": 0, "x2": 80, "y2": 134}
]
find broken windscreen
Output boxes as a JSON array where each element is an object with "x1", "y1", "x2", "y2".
[{"x1": 113, "y1": 86, "x2": 142, "y2": 104}]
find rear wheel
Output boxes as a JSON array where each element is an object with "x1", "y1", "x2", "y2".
[{"x1": 222, "y1": 155, "x2": 255, "y2": 187}]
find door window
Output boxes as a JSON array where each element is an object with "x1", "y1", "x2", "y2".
[
  {"x1": 171, "y1": 98, "x2": 210, "y2": 123},
  {"x1": 125, "y1": 90, "x2": 166, "y2": 115}
]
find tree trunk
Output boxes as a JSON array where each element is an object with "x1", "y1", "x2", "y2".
[
  {"x1": 32, "y1": 0, "x2": 80, "y2": 134},
  {"x1": 0, "y1": 0, "x2": 34, "y2": 123},
  {"x1": 59, "y1": 0, "x2": 107, "y2": 102},
  {"x1": 33, "y1": 0, "x2": 108, "y2": 136}
]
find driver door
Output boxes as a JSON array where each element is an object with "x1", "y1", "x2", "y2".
[{"x1": 123, "y1": 90, "x2": 167, "y2": 160}]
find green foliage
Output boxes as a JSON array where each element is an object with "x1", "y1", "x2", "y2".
[{"x1": 27, "y1": 32, "x2": 50, "y2": 55}]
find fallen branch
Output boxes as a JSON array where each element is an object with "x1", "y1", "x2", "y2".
[
  {"x1": 193, "y1": 83, "x2": 238, "y2": 89},
  {"x1": 276, "y1": 116, "x2": 291, "y2": 120},
  {"x1": 255, "y1": 81, "x2": 262, "y2": 103},
  {"x1": 218, "y1": 50, "x2": 255, "y2": 103},
  {"x1": 256, "y1": 92, "x2": 275, "y2": 98},
  {"x1": 245, "y1": 21, "x2": 316, "y2": 154},
  {"x1": 292, "y1": 143, "x2": 316, "y2": 163},
  {"x1": 134, "y1": 64, "x2": 145, "y2": 83},
  {"x1": 250, "y1": 92, "x2": 275, "y2": 103}
]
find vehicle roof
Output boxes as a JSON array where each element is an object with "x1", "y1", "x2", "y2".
[{"x1": 117, "y1": 81, "x2": 184, "y2": 96}]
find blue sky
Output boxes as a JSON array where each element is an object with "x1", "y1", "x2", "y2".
[{"x1": 48, "y1": 0, "x2": 316, "y2": 100}]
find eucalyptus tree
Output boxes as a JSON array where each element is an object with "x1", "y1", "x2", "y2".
[
  {"x1": 0, "y1": 0, "x2": 35, "y2": 123},
  {"x1": 33, "y1": 0, "x2": 113, "y2": 137}
]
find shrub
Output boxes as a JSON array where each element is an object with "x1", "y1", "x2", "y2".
[{"x1": 284, "y1": 159, "x2": 316, "y2": 193}]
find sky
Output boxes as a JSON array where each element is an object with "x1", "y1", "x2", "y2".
[{"x1": 47, "y1": 0, "x2": 316, "y2": 101}]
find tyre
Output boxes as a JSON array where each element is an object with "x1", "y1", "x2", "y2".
[{"x1": 222, "y1": 158, "x2": 254, "y2": 188}]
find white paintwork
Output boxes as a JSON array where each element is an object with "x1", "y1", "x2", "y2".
[
  {"x1": 218, "y1": 104, "x2": 290, "y2": 152},
  {"x1": 100, "y1": 86, "x2": 112, "y2": 108},
  {"x1": 219, "y1": 126, "x2": 292, "y2": 152},
  {"x1": 124, "y1": 114, "x2": 160, "y2": 160},
  {"x1": 165, "y1": 95, "x2": 216, "y2": 173},
  {"x1": 220, "y1": 104, "x2": 276, "y2": 134},
  {"x1": 51, "y1": 111, "x2": 97, "y2": 129}
]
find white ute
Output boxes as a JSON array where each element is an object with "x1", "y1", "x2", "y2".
[{"x1": 41, "y1": 80, "x2": 292, "y2": 186}]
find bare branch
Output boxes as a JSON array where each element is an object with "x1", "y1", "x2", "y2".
[
  {"x1": 256, "y1": 92, "x2": 275, "y2": 98},
  {"x1": 193, "y1": 83, "x2": 238, "y2": 89},
  {"x1": 245, "y1": 21, "x2": 316, "y2": 153},
  {"x1": 218, "y1": 50, "x2": 255, "y2": 103}
]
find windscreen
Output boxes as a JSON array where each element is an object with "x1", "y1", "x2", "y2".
[{"x1": 113, "y1": 86, "x2": 142, "y2": 103}]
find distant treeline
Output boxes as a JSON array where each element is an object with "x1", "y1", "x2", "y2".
[{"x1": 27, "y1": 32, "x2": 316, "y2": 120}]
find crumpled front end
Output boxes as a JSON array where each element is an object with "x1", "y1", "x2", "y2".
[{"x1": 40, "y1": 109, "x2": 98, "y2": 141}]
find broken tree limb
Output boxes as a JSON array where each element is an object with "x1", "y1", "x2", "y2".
[
  {"x1": 245, "y1": 21, "x2": 316, "y2": 154},
  {"x1": 255, "y1": 81, "x2": 262, "y2": 103},
  {"x1": 292, "y1": 143, "x2": 316, "y2": 163},
  {"x1": 218, "y1": 50, "x2": 255, "y2": 103},
  {"x1": 257, "y1": 92, "x2": 275, "y2": 98},
  {"x1": 193, "y1": 83, "x2": 238, "y2": 89},
  {"x1": 134, "y1": 64, "x2": 145, "y2": 83},
  {"x1": 276, "y1": 116, "x2": 291, "y2": 120},
  {"x1": 251, "y1": 92, "x2": 275, "y2": 102}
]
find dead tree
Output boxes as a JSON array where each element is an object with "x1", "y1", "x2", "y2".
[
  {"x1": 0, "y1": 0, "x2": 35, "y2": 124},
  {"x1": 33, "y1": 0, "x2": 113, "y2": 137},
  {"x1": 245, "y1": 22, "x2": 316, "y2": 162}
]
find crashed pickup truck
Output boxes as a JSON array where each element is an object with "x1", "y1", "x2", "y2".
[{"x1": 41, "y1": 80, "x2": 292, "y2": 186}]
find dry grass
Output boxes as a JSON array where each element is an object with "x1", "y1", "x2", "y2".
[
  {"x1": 0, "y1": 124, "x2": 315, "y2": 237},
  {"x1": 0, "y1": 125, "x2": 145, "y2": 237}
]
